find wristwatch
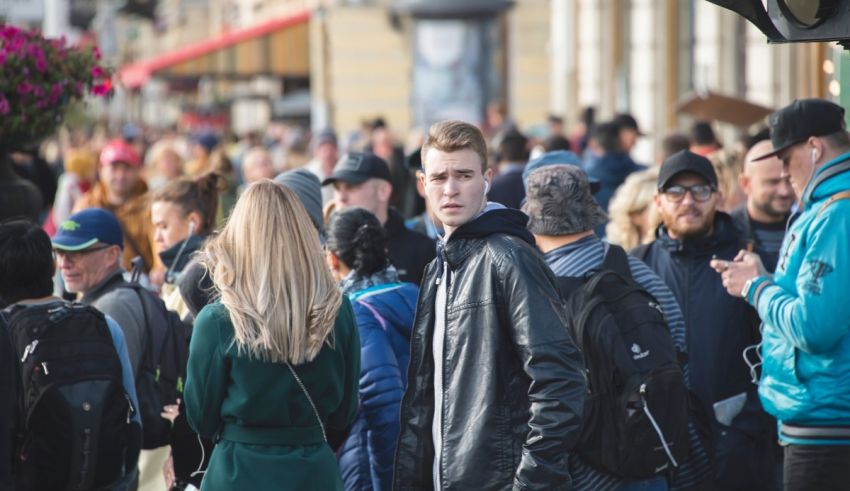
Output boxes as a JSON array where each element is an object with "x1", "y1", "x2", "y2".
[{"x1": 741, "y1": 278, "x2": 755, "y2": 300}]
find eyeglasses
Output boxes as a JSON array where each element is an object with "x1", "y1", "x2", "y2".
[
  {"x1": 54, "y1": 245, "x2": 112, "y2": 261},
  {"x1": 662, "y1": 184, "x2": 715, "y2": 203}
]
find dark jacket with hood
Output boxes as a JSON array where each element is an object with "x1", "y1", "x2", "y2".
[
  {"x1": 634, "y1": 212, "x2": 778, "y2": 488},
  {"x1": 394, "y1": 207, "x2": 586, "y2": 491}
]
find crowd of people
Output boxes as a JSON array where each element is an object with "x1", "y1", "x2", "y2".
[{"x1": 0, "y1": 98, "x2": 849, "y2": 491}]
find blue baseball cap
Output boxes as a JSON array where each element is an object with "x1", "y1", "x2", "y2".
[
  {"x1": 522, "y1": 150, "x2": 600, "y2": 193},
  {"x1": 52, "y1": 208, "x2": 124, "y2": 251}
]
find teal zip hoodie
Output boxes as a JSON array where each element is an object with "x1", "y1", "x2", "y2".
[{"x1": 747, "y1": 151, "x2": 850, "y2": 443}]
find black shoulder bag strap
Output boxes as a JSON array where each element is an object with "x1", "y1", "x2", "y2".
[{"x1": 601, "y1": 243, "x2": 633, "y2": 280}]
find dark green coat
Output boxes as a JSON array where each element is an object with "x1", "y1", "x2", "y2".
[{"x1": 184, "y1": 299, "x2": 360, "y2": 490}]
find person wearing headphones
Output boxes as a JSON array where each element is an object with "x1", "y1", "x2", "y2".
[
  {"x1": 393, "y1": 120, "x2": 585, "y2": 490},
  {"x1": 149, "y1": 172, "x2": 225, "y2": 491},
  {"x1": 151, "y1": 172, "x2": 226, "y2": 317},
  {"x1": 714, "y1": 99, "x2": 850, "y2": 490}
]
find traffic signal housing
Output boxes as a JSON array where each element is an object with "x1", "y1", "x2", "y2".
[{"x1": 707, "y1": 0, "x2": 850, "y2": 47}]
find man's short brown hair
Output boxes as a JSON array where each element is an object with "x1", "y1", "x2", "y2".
[{"x1": 421, "y1": 120, "x2": 488, "y2": 172}]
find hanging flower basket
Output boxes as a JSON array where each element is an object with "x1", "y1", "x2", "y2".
[{"x1": 0, "y1": 24, "x2": 112, "y2": 148}]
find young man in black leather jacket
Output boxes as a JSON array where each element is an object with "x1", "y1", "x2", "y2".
[{"x1": 393, "y1": 121, "x2": 586, "y2": 491}]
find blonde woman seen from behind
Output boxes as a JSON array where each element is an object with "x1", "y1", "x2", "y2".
[
  {"x1": 606, "y1": 167, "x2": 660, "y2": 251},
  {"x1": 183, "y1": 180, "x2": 361, "y2": 490}
]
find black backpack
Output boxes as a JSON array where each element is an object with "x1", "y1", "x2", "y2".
[
  {"x1": 2, "y1": 302, "x2": 140, "y2": 491},
  {"x1": 122, "y1": 261, "x2": 191, "y2": 449},
  {"x1": 556, "y1": 245, "x2": 690, "y2": 478}
]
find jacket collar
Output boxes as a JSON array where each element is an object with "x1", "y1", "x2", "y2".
[
  {"x1": 543, "y1": 234, "x2": 599, "y2": 264},
  {"x1": 802, "y1": 151, "x2": 850, "y2": 205},
  {"x1": 159, "y1": 234, "x2": 205, "y2": 277},
  {"x1": 438, "y1": 206, "x2": 535, "y2": 270},
  {"x1": 655, "y1": 211, "x2": 739, "y2": 255},
  {"x1": 80, "y1": 268, "x2": 127, "y2": 304},
  {"x1": 340, "y1": 265, "x2": 401, "y2": 296}
]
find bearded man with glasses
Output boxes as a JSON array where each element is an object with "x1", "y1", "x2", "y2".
[{"x1": 631, "y1": 150, "x2": 781, "y2": 490}]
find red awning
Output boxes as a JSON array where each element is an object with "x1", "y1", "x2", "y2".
[{"x1": 119, "y1": 10, "x2": 311, "y2": 89}]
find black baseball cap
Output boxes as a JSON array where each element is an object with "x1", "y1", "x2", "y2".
[
  {"x1": 658, "y1": 150, "x2": 718, "y2": 191},
  {"x1": 753, "y1": 99, "x2": 846, "y2": 161},
  {"x1": 322, "y1": 152, "x2": 392, "y2": 186}
]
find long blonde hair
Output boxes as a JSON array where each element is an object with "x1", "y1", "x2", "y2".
[
  {"x1": 606, "y1": 167, "x2": 660, "y2": 251},
  {"x1": 202, "y1": 180, "x2": 341, "y2": 364}
]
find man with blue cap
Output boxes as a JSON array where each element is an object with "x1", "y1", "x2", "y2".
[{"x1": 52, "y1": 208, "x2": 146, "y2": 375}]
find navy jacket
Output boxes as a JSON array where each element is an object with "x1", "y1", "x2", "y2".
[
  {"x1": 487, "y1": 168, "x2": 526, "y2": 209},
  {"x1": 339, "y1": 282, "x2": 418, "y2": 491},
  {"x1": 635, "y1": 213, "x2": 763, "y2": 427}
]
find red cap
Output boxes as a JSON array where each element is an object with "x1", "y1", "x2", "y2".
[{"x1": 100, "y1": 139, "x2": 141, "y2": 167}]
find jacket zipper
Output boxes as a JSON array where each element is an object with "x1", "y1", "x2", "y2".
[{"x1": 438, "y1": 250, "x2": 450, "y2": 490}]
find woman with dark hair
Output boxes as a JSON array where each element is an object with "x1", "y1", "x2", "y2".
[
  {"x1": 324, "y1": 207, "x2": 418, "y2": 491},
  {"x1": 150, "y1": 172, "x2": 225, "y2": 313},
  {"x1": 149, "y1": 172, "x2": 224, "y2": 490}
]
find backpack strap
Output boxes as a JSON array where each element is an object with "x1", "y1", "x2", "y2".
[
  {"x1": 117, "y1": 283, "x2": 163, "y2": 375},
  {"x1": 130, "y1": 256, "x2": 145, "y2": 284},
  {"x1": 555, "y1": 276, "x2": 587, "y2": 301},
  {"x1": 601, "y1": 244, "x2": 633, "y2": 281},
  {"x1": 816, "y1": 190, "x2": 850, "y2": 218}
]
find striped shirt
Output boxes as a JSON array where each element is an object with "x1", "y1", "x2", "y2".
[{"x1": 544, "y1": 235, "x2": 712, "y2": 491}]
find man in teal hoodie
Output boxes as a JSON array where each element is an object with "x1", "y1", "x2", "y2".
[{"x1": 713, "y1": 99, "x2": 850, "y2": 490}]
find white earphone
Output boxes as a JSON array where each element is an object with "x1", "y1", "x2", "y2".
[
  {"x1": 811, "y1": 147, "x2": 818, "y2": 164},
  {"x1": 483, "y1": 180, "x2": 490, "y2": 195},
  {"x1": 188, "y1": 221, "x2": 196, "y2": 235}
]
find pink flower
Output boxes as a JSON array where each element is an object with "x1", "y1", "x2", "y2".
[
  {"x1": 35, "y1": 56, "x2": 47, "y2": 72},
  {"x1": 49, "y1": 83, "x2": 63, "y2": 103},
  {"x1": 33, "y1": 86, "x2": 45, "y2": 98},
  {"x1": 92, "y1": 81, "x2": 111, "y2": 96},
  {"x1": 36, "y1": 99, "x2": 48, "y2": 109},
  {"x1": 0, "y1": 95, "x2": 9, "y2": 115},
  {"x1": 1, "y1": 26, "x2": 20, "y2": 40},
  {"x1": 92, "y1": 65, "x2": 106, "y2": 78},
  {"x1": 26, "y1": 43, "x2": 43, "y2": 59},
  {"x1": 17, "y1": 81, "x2": 33, "y2": 95}
]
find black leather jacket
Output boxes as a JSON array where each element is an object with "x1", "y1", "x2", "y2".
[{"x1": 393, "y1": 208, "x2": 586, "y2": 491}]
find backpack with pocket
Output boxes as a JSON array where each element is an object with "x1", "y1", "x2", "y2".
[
  {"x1": 123, "y1": 258, "x2": 191, "y2": 449},
  {"x1": 556, "y1": 244, "x2": 690, "y2": 478},
  {"x1": 3, "y1": 302, "x2": 140, "y2": 491}
]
